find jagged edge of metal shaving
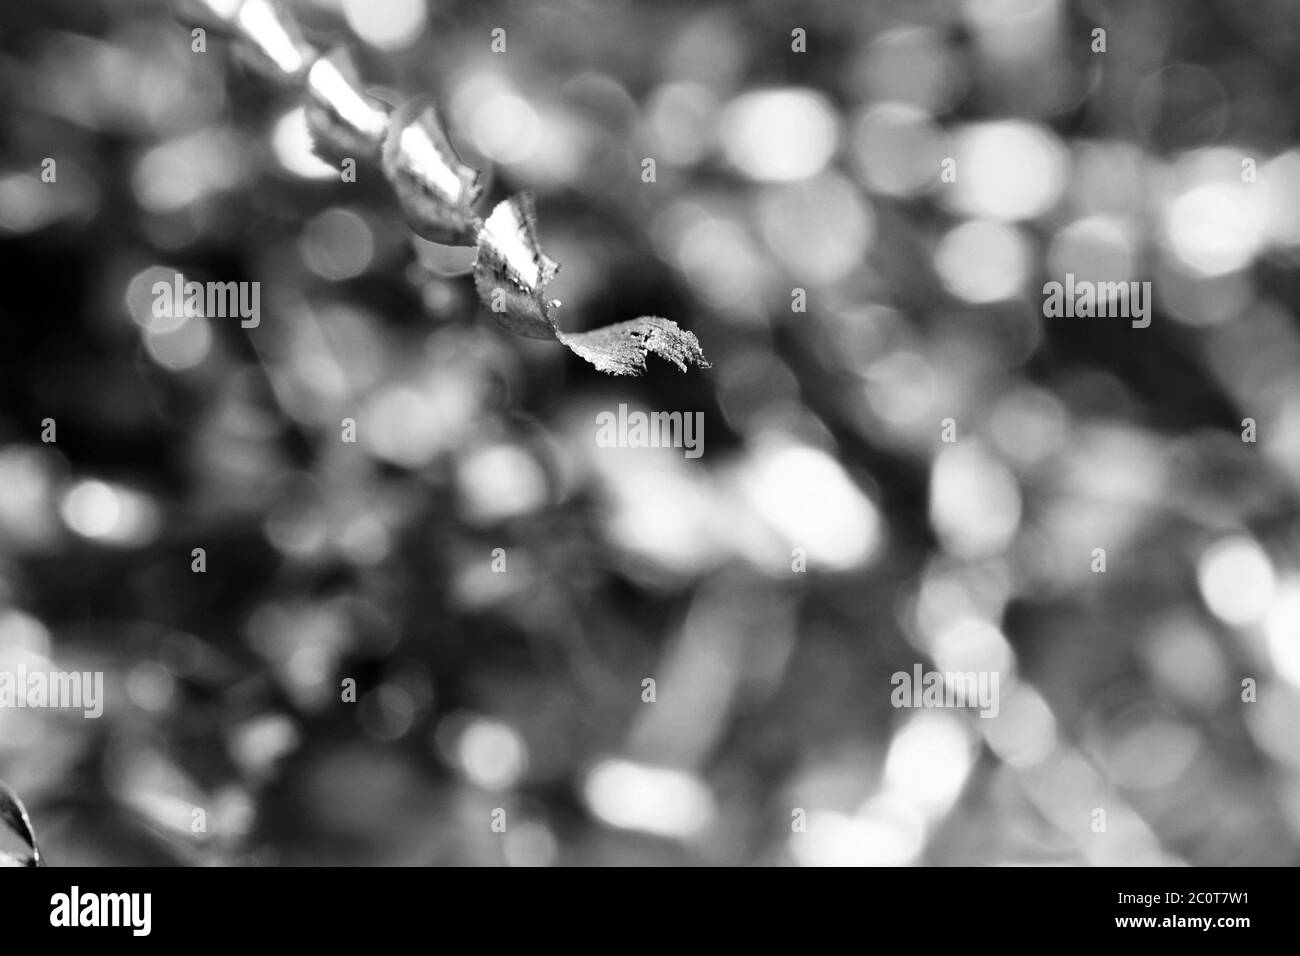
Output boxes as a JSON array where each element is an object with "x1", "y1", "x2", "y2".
[{"x1": 558, "y1": 318, "x2": 710, "y2": 376}]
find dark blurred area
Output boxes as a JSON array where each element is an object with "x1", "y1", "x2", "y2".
[{"x1": 2, "y1": 0, "x2": 1300, "y2": 865}]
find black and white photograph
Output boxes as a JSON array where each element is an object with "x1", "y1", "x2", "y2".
[{"x1": 0, "y1": 0, "x2": 1295, "y2": 930}]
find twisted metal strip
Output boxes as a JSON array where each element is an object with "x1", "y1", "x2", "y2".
[{"x1": 172, "y1": 0, "x2": 709, "y2": 375}]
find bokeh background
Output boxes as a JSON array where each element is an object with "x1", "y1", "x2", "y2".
[{"x1": 2, "y1": 0, "x2": 1300, "y2": 865}]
